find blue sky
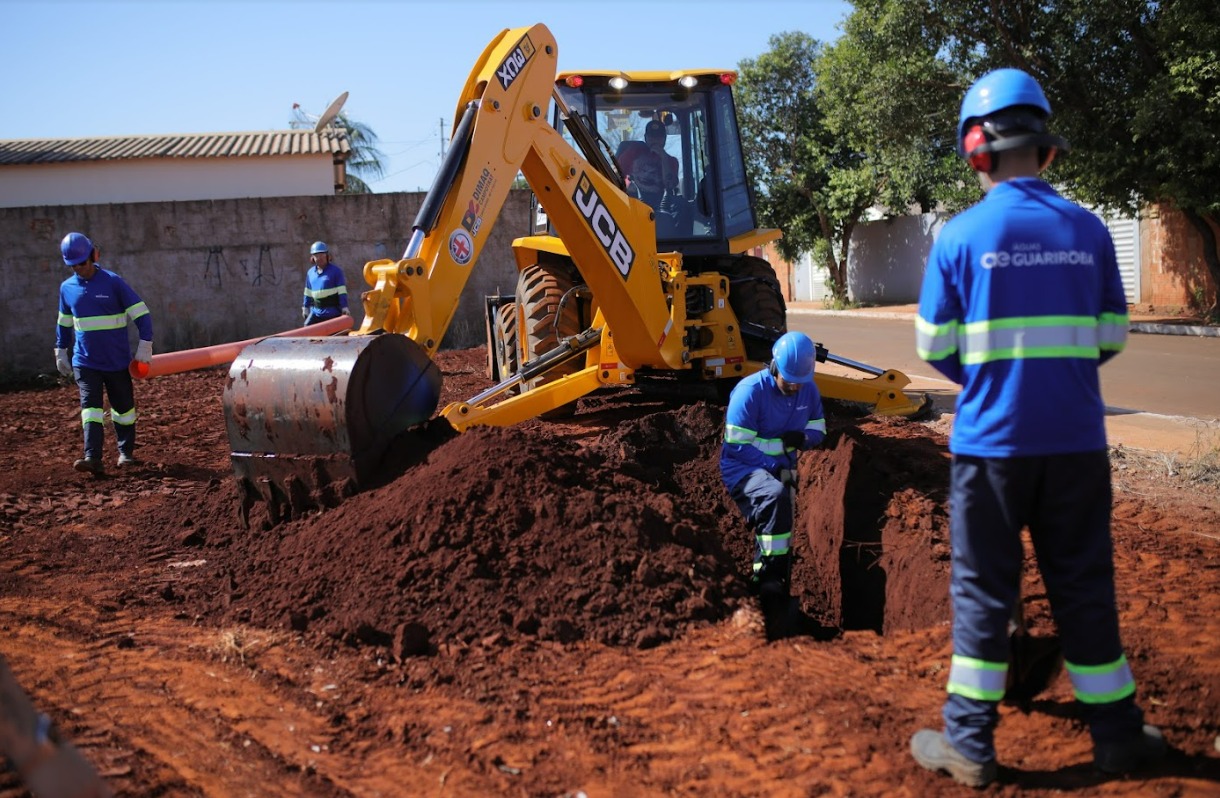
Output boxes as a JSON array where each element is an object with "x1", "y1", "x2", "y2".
[{"x1": 6, "y1": 0, "x2": 851, "y2": 193}]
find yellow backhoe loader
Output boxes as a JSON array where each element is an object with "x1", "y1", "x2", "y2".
[{"x1": 222, "y1": 23, "x2": 929, "y2": 519}]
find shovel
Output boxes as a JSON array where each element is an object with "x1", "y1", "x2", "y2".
[{"x1": 1004, "y1": 592, "x2": 1064, "y2": 710}]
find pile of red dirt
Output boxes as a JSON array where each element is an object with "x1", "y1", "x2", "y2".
[{"x1": 0, "y1": 347, "x2": 1217, "y2": 796}]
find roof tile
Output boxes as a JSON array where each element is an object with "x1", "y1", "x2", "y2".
[{"x1": 0, "y1": 130, "x2": 351, "y2": 165}]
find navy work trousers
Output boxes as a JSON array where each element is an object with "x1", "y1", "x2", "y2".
[
  {"x1": 75, "y1": 366, "x2": 136, "y2": 461},
  {"x1": 944, "y1": 451, "x2": 1144, "y2": 762},
  {"x1": 729, "y1": 468, "x2": 793, "y2": 588}
]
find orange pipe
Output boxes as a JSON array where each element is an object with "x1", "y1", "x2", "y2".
[{"x1": 130, "y1": 315, "x2": 355, "y2": 379}]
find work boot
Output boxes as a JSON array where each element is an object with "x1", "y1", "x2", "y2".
[
  {"x1": 73, "y1": 458, "x2": 103, "y2": 476},
  {"x1": 117, "y1": 452, "x2": 139, "y2": 467},
  {"x1": 911, "y1": 729, "x2": 997, "y2": 788},
  {"x1": 1094, "y1": 724, "x2": 1166, "y2": 775},
  {"x1": 759, "y1": 581, "x2": 794, "y2": 641}
]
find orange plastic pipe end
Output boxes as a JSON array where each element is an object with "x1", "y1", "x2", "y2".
[{"x1": 133, "y1": 315, "x2": 355, "y2": 380}]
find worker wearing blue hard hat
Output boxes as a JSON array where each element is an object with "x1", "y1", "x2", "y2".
[
  {"x1": 910, "y1": 68, "x2": 1163, "y2": 787},
  {"x1": 55, "y1": 232, "x2": 154, "y2": 476},
  {"x1": 720, "y1": 331, "x2": 826, "y2": 640},
  {"x1": 301, "y1": 241, "x2": 350, "y2": 325}
]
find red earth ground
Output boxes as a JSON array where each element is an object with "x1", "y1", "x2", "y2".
[{"x1": 1, "y1": 347, "x2": 1218, "y2": 797}]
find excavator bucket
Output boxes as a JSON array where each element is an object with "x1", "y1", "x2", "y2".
[{"x1": 223, "y1": 334, "x2": 441, "y2": 522}]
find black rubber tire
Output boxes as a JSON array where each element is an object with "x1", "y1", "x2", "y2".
[
  {"x1": 492, "y1": 301, "x2": 519, "y2": 394},
  {"x1": 515, "y1": 260, "x2": 582, "y2": 416},
  {"x1": 726, "y1": 256, "x2": 788, "y2": 363}
]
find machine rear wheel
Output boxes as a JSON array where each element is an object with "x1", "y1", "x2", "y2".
[
  {"x1": 727, "y1": 256, "x2": 787, "y2": 363},
  {"x1": 516, "y1": 260, "x2": 582, "y2": 416},
  {"x1": 493, "y1": 301, "x2": 519, "y2": 394}
]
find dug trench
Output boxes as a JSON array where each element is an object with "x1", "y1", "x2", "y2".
[{"x1": 1, "y1": 346, "x2": 1218, "y2": 796}]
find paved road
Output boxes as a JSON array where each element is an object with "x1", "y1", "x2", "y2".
[{"x1": 788, "y1": 310, "x2": 1220, "y2": 454}]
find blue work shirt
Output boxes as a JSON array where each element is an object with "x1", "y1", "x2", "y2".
[
  {"x1": 720, "y1": 368, "x2": 827, "y2": 492},
  {"x1": 56, "y1": 267, "x2": 153, "y2": 372},
  {"x1": 915, "y1": 178, "x2": 1129, "y2": 457},
  {"x1": 303, "y1": 262, "x2": 349, "y2": 321}
]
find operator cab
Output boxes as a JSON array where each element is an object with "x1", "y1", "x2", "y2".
[{"x1": 541, "y1": 70, "x2": 760, "y2": 259}]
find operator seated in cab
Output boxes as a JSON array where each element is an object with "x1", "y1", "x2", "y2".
[{"x1": 617, "y1": 119, "x2": 680, "y2": 213}]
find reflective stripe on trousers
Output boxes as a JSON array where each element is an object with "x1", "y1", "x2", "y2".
[
  {"x1": 943, "y1": 452, "x2": 1143, "y2": 762},
  {"x1": 75, "y1": 366, "x2": 137, "y2": 459}
]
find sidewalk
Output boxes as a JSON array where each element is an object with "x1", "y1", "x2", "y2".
[{"x1": 789, "y1": 302, "x2": 1220, "y2": 456}]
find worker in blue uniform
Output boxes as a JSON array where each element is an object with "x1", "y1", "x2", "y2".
[
  {"x1": 55, "y1": 232, "x2": 154, "y2": 476},
  {"x1": 721, "y1": 331, "x2": 826, "y2": 639},
  {"x1": 909, "y1": 68, "x2": 1165, "y2": 788},
  {"x1": 301, "y1": 241, "x2": 350, "y2": 325}
]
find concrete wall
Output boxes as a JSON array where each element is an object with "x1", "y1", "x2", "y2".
[
  {"x1": 847, "y1": 214, "x2": 946, "y2": 304},
  {"x1": 0, "y1": 156, "x2": 337, "y2": 208},
  {"x1": 777, "y1": 215, "x2": 946, "y2": 305},
  {"x1": 3, "y1": 190, "x2": 530, "y2": 377}
]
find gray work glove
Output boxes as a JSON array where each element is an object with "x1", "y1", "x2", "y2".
[
  {"x1": 777, "y1": 468, "x2": 797, "y2": 489},
  {"x1": 340, "y1": 307, "x2": 351, "y2": 317},
  {"x1": 54, "y1": 348, "x2": 72, "y2": 377},
  {"x1": 135, "y1": 339, "x2": 153, "y2": 364},
  {"x1": 301, "y1": 307, "x2": 310, "y2": 322}
]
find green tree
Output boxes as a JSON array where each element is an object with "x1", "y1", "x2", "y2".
[
  {"x1": 290, "y1": 104, "x2": 387, "y2": 194},
  {"x1": 816, "y1": 2, "x2": 978, "y2": 216},
  {"x1": 825, "y1": 0, "x2": 1220, "y2": 313},
  {"x1": 737, "y1": 32, "x2": 877, "y2": 304},
  {"x1": 334, "y1": 113, "x2": 387, "y2": 194}
]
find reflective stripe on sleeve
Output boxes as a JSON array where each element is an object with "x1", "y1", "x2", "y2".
[
  {"x1": 806, "y1": 417, "x2": 826, "y2": 435},
  {"x1": 725, "y1": 424, "x2": 755, "y2": 445},
  {"x1": 724, "y1": 424, "x2": 785, "y2": 456},
  {"x1": 915, "y1": 316, "x2": 959, "y2": 361},
  {"x1": 125, "y1": 300, "x2": 150, "y2": 322},
  {"x1": 1098, "y1": 311, "x2": 1129, "y2": 353}
]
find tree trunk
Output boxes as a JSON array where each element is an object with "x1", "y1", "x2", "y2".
[
  {"x1": 817, "y1": 210, "x2": 850, "y2": 305},
  {"x1": 835, "y1": 221, "x2": 856, "y2": 304},
  {"x1": 1182, "y1": 209, "x2": 1220, "y2": 317}
]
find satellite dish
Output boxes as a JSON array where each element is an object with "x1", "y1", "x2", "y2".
[{"x1": 315, "y1": 91, "x2": 349, "y2": 133}]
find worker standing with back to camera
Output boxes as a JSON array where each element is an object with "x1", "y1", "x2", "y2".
[
  {"x1": 910, "y1": 68, "x2": 1164, "y2": 787},
  {"x1": 55, "y1": 232, "x2": 153, "y2": 476},
  {"x1": 301, "y1": 241, "x2": 350, "y2": 325},
  {"x1": 720, "y1": 331, "x2": 826, "y2": 639}
]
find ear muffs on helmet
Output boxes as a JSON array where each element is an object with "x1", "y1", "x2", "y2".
[
  {"x1": 961, "y1": 108, "x2": 1070, "y2": 174},
  {"x1": 964, "y1": 124, "x2": 994, "y2": 172}
]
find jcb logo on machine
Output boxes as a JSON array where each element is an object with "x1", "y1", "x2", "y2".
[
  {"x1": 496, "y1": 35, "x2": 536, "y2": 90},
  {"x1": 573, "y1": 173, "x2": 634, "y2": 278}
]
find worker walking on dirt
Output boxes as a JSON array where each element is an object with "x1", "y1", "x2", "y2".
[
  {"x1": 910, "y1": 68, "x2": 1164, "y2": 788},
  {"x1": 720, "y1": 331, "x2": 826, "y2": 639},
  {"x1": 55, "y1": 232, "x2": 153, "y2": 476},
  {"x1": 301, "y1": 241, "x2": 350, "y2": 325}
]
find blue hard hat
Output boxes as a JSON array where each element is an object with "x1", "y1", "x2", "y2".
[
  {"x1": 772, "y1": 332, "x2": 816, "y2": 384},
  {"x1": 61, "y1": 232, "x2": 94, "y2": 266},
  {"x1": 957, "y1": 68, "x2": 1052, "y2": 153},
  {"x1": 310, "y1": 241, "x2": 329, "y2": 255}
]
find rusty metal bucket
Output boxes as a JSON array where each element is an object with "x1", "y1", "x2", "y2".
[{"x1": 223, "y1": 333, "x2": 441, "y2": 522}]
